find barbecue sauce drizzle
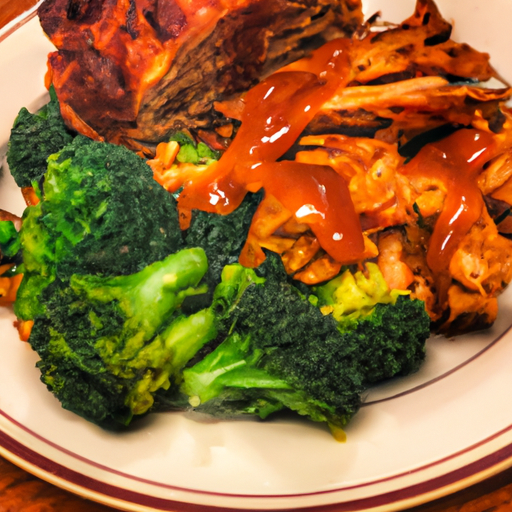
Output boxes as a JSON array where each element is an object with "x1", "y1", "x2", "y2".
[
  {"x1": 178, "y1": 38, "x2": 367, "y2": 264},
  {"x1": 178, "y1": 38, "x2": 495, "y2": 279},
  {"x1": 402, "y1": 129, "x2": 496, "y2": 305}
]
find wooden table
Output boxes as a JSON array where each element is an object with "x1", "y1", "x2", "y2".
[
  {"x1": 0, "y1": 451, "x2": 509, "y2": 512},
  {"x1": 0, "y1": 438, "x2": 511, "y2": 512},
  {"x1": 2, "y1": 1, "x2": 512, "y2": 511}
]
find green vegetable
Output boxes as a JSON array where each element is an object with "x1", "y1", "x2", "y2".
[
  {"x1": 314, "y1": 262, "x2": 410, "y2": 330},
  {"x1": 179, "y1": 254, "x2": 430, "y2": 436},
  {"x1": 10, "y1": 130, "x2": 265, "y2": 427},
  {"x1": 7, "y1": 86, "x2": 75, "y2": 188},
  {"x1": 0, "y1": 220, "x2": 20, "y2": 260},
  {"x1": 29, "y1": 248, "x2": 216, "y2": 427},
  {"x1": 169, "y1": 132, "x2": 220, "y2": 164},
  {"x1": 15, "y1": 136, "x2": 183, "y2": 319},
  {"x1": 184, "y1": 192, "x2": 262, "y2": 286},
  {"x1": 8, "y1": 114, "x2": 431, "y2": 435}
]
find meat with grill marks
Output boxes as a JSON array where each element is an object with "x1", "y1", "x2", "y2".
[{"x1": 38, "y1": 0, "x2": 363, "y2": 148}]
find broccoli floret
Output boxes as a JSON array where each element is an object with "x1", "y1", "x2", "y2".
[
  {"x1": 29, "y1": 248, "x2": 217, "y2": 427},
  {"x1": 314, "y1": 262, "x2": 428, "y2": 382},
  {"x1": 180, "y1": 254, "x2": 430, "y2": 436},
  {"x1": 282, "y1": 258, "x2": 430, "y2": 384},
  {"x1": 7, "y1": 86, "x2": 75, "y2": 188},
  {"x1": 15, "y1": 136, "x2": 184, "y2": 319},
  {"x1": 184, "y1": 192, "x2": 262, "y2": 285},
  {"x1": 169, "y1": 132, "x2": 221, "y2": 164},
  {"x1": 9, "y1": 122, "x2": 431, "y2": 435},
  {"x1": 314, "y1": 262, "x2": 411, "y2": 330},
  {"x1": 30, "y1": 136, "x2": 183, "y2": 276},
  {"x1": 0, "y1": 220, "x2": 20, "y2": 261}
]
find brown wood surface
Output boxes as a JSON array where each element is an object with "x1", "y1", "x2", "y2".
[
  {"x1": 1, "y1": 0, "x2": 512, "y2": 510},
  {"x1": 0, "y1": 451, "x2": 511, "y2": 512}
]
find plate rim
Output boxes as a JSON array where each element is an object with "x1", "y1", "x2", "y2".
[
  {"x1": 1, "y1": 394, "x2": 512, "y2": 511},
  {"x1": 0, "y1": 0, "x2": 44, "y2": 44},
  {"x1": 2, "y1": 2, "x2": 512, "y2": 511}
]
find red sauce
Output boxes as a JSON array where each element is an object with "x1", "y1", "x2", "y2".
[
  {"x1": 178, "y1": 38, "x2": 366, "y2": 264},
  {"x1": 402, "y1": 129, "x2": 496, "y2": 303},
  {"x1": 242, "y1": 161, "x2": 364, "y2": 262}
]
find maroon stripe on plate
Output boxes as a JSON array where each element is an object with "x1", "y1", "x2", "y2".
[
  {"x1": 1, "y1": 421, "x2": 512, "y2": 511},
  {"x1": 0, "y1": 429, "x2": 233, "y2": 512},
  {"x1": 3, "y1": 404, "x2": 512, "y2": 499},
  {"x1": 301, "y1": 442, "x2": 512, "y2": 511},
  {"x1": 1, "y1": 316, "x2": 512, "y2": 509},
  {"x1": 364, "y1": 321, "x2": 512, "y2": 405},
  {"x1": 0, "y1": 5, "x2": 38, "y2": 43}
]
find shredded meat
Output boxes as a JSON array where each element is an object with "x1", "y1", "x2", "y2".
[
  {"x1": 37, "y1": 0, "x2": 512, "y2": 336},
  {"x1": 39, "y1": 0, "x2": 363, "y2": 146},
  {"x1": 449, "y1": 210, "x2": 512, "y2": 299}
]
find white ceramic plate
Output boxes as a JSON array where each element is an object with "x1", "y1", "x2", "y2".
[{"x1": 2, "y1": 1, "x2": 512, "y2": 511}]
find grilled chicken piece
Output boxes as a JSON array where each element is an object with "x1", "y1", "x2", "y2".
[{"x1": 38, "y1": 0, "x2": 362, "y2": 147}]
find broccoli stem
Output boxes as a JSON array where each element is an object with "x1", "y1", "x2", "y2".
[
  {"x1": 125, "y1": 308, "x2": 217, "y2": 416},
  {"x1": 182, "y1": 332, "x2": 290, "y2": 405},
  {"x1": 159, "y1": 308, "x2": 217, "y2": 375},
  {"x1": 71, "y1": 247, "x2": 209, "y2": 356},
  {"x1": 177, "y1": 256, "x2": 430, "y2": 434}
]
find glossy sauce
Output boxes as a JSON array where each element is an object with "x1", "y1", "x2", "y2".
[
  {"x1": 402, "y1": 129, "x2": 496, "y2": 303},
  {"x1": 178, "y1": 38, "x2": 367, "y2": 264},
  {"x1": 241, "y1": 161, "x2": 364, "y2": 262}
]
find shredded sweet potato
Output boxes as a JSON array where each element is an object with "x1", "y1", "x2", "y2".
[
  {"x1": 203, "y1": 0, "x2": 512, "y2": 337},
  {"x1": 0, "y1": 265, "x2": 23, "y2": 307},
  {"x1": 3, "y1": 0, "x2": 509, "y2": 338},
  {"x1": 14, "y1": 320, "x2": 33, "y2": 342}
]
